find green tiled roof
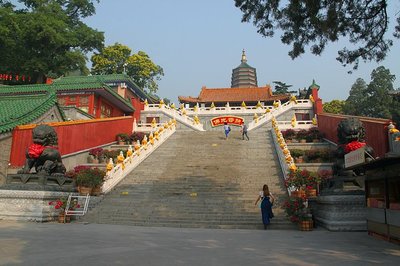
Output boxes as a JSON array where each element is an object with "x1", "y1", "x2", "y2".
[
  {"x1": 53, "y1": 74, "x2": 155, "y2": 103},
  {"x1": 0, "y1": 81, "x2": 134, "y2": 111},
  {"x1": 0, "y1": 88, "x2": 64, "y2": 134},
  {"x1": 235, "y1": 62, "x2": 255, "y2": 69},
  {"x1": 53, "y1": 74, "x2": 131, "y2": 85}
]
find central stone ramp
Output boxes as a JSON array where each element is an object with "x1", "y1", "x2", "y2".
[{"x1": 83, "y1": 130, "x2": 293, "y2": 229}]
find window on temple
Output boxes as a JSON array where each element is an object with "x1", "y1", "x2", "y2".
[{"x1": 100, "y1": 103, "x2": 112, "y2": 118}]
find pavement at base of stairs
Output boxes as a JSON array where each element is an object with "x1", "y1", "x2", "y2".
[{"x1": 0, "y1": 221, "x2": 399, "y2": 266}]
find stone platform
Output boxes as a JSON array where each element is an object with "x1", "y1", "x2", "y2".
[{"x1": 0, "y1": 189, "x2": 72, "y2": 222}]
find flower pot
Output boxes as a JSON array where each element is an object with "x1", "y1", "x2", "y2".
[
  {"x1": 294, "y1": 156, "x2": 304, "y2": 163},
  {"x1": 299, "y1": 139, "x2": 307, "y2": 143},
  {"x1": 92, "y1": 158, "x2": 99, "y2": 164},
  {"x1": 91, "y1": 185, "x2": 102, "y2": 196},
  {"x1": 306, "y1": 189, "x2": 317, "y2": 198},
  {"x1": 58, "y1": 213, "x2": 71, "y2": 223},
  {"x1": 78, "y1": 186, "x2": 92, "y2": 196},
  {"x1": 298, "y1": 220, "x2": 313, "y2": 231},
  {"x1": 291, "y1": 189, "x2": 306, "y2": 198}
]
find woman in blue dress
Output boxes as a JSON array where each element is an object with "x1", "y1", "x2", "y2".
[{"x1": 255, "y1": 184, "x2": 275, "y2": 229}]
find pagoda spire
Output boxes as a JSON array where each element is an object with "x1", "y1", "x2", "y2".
[{"x1": 241, "y1": 49, "x2": 247, "y2": 63}]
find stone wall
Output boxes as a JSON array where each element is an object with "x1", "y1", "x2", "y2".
[{"x1": 0, "y1": 135, "x2": 12, "y2": 186}]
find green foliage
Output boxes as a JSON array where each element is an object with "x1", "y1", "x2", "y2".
[
  {"x1": 323, "y1": 100, "x2": 345, "y2": 114},
  {"x1": 75, "y1": 168, "x2": 105, "y2": 188},
  {"x1": 343, "y1": 78, "x2": 368, "y2": 115},
  {"x1": 344, "y1": 66, "x2": 396, "y2": 119},
  {"x1": 0, "y1": 0, "x2": 103, "y2": 83},
  {"x1": 91, "y1": 43, "x2": 164, "y2": 93},
  {"x1": 282, "y1": 197, "x2": 309, "y2": 223},
  {"x1": 272, "y1": 81, "x2": 294, "y2": 94},
  {"x1": 289, "y1": 149, "x2": 304, "y2": 158},
  {"x1": 234, "y1": 0, "x2": 399, "y2": 70}
]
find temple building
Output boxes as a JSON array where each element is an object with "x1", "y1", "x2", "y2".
[{"x1": 178, "y1": 50, "x2": 290, "y2": 107}]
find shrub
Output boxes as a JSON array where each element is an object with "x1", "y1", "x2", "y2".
[
  {"x1": 282, "y1": 197, "x2": 311, "y2": 223},
  {"x1": 116, "y1": 133, "x2": 130, "y2": 143},
  {"x1": 308, "y1": 127, "x2": 324, "y2": 140},
  {"x1": 282, "y1": 129, "x2": 296, "y2": 139},
  {"x1": 290, "y1": 149, "x2": 304, "y2": 158},
  {"x1": 296, "y1": 129, "x2": 308, "y2": 140},
  {"x1": 88, "y1": 147, "x2": 103, "y2": 158},
  {"x1": 75, "y1": 168, "x2": 105, "y2": 188},
  {"x1": 130, "y1": 132, "x2": 146, "y2": 142}
]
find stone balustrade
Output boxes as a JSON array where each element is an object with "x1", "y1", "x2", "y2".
[{"x1": 101, "y1": 120, "x2": 177, "y2": 194}]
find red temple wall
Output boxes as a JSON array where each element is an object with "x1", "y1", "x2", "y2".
[
  {"x1": 9, "y1": 116, "x2": 134, "y2": 167},
  {"x1": 318, "y1": 113, "x2": 391, "y2": 158}
]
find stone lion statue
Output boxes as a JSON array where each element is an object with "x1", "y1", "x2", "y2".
[
  {"x1": 18, "y1": 124, "x2": 66, "y2": 176},
  {"x1": 334, "y1": 117, "x2": 374, "y2": 176}
]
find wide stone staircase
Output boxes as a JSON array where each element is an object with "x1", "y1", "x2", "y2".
[{"x1": 82, "y1": 130, "x2": 294, "y2": 229}]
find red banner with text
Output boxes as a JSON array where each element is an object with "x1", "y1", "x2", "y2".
[{"x1": 210, "y1": 116, "x2": 244, "y2": 127}]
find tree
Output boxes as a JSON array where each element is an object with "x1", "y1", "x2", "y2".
[
  {"x1": 343, "y1": 78, "x2": 368, "y2": 116},
  {"x1": 272, "y1": 81, "x2": 295, "y2": 94},
  {"x1": 91, "y1": 43, "x2": 164, "y2": 94},
  {"x1": 343, "y1": 66, "x2": 396, "y2": 119},
  {"x1": 234, "y1": 0, "x2": 400, "y2": 70},
  {"x1": 323, "y1": 100, "x2": 345, "y2": 114},
  {"x1": 0, "y1": 0, "x2": 104, "y2": 83},
  {"x1": 364, "y1": 66, "x2": 395, "y2": 118}
]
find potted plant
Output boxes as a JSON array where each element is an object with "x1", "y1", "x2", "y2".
[
  {"x1": 88, "y1": 147, "x2": 104, "y2": 163},
  {"x1": 296, "y1": 129, "x2": 308, "y2": 143},
  {"x1": 282, "y1": 129, "x2": 296, "y2": 142},
  {"x1": 116, "y1": 133, "x2": 130, "y2": 145},
  {"x1": 130, "y1": 132, "x2": 146, "y2": 143},
  {"x1": 285, "y1": 169, "x2": 317, "y2": 197},
  {"x1": 290, "y1": 149, "x2": 305, "y2": 163},
  {"x1": 307, "y1": 127, "x2": 324, "y2": 142},
  {"x1": 282, "y1": 197, "x2": 313, "y2": 230},
  {"x1": 49, "y1": 197, "x2": 80, "y2": 223},
  {"x1": 75, "y1": 168, "x2": 105, "y2": 196}
]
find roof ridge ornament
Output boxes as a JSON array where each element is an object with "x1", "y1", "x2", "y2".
[{"x1": 241, "y1": 49, "x2": 247, "y2": 63}]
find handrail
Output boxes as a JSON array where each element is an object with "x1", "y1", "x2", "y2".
[
  {"x1": 271, "y1": 128, "x2": 291, "y2": 196},
  {"x1": 248, "y1": 100, "x2": 312, "y2": 131},
  {"x1": 145, "y1": 104, "x2": 205, "y2": 131},
  {"x1": 101, "y1": 121, "x2": 177, "y2": 194}
]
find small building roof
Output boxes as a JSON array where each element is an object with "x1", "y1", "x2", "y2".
[
  {"x1": 0, "y1": 87, "x2": 65, "y2": 134},
  {"x1": 178, "y1": 86, "x2": 290, "y2": 103},
  {"x1": 53, "y1": 74, "x2": 156, "y2": 103}
]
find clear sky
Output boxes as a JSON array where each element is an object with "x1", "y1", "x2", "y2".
[{"x1": 84, "y1": 0, "x2": 400, "y2": 104}]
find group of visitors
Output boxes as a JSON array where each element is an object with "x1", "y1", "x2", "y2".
[{"x1": 223, "y1": 122, "x2": 249, "y2": 140}]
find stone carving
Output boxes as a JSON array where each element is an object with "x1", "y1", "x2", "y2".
[
  {"x1": 334, "y1": 117, "x2": 374, "y2": 177},
  {"x1": 18, "y1": 124, "x2": 66, "y2": 176}
]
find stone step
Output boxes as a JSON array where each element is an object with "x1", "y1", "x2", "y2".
[{"x1": 81, "y1": 130, "x2": 290, "y2": 229}]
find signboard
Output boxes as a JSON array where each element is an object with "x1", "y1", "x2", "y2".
[
  {"x1": 210, "y1": 116, "x2": 244, "y2": 127},
  {"x1": 344, "y1": 147, "x2": 365, "y2": 168}
]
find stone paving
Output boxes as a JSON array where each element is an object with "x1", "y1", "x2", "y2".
[{"x1": 0, "y1": 221, "x2": 399, "y2": 266}]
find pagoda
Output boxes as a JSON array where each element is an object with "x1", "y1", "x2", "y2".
[
  {"x1": 231, "y1": 49, "x2": 258, "y2": 88},
  {"x1": 178, "y1": 50, "x2": 289, "y2": 107}
]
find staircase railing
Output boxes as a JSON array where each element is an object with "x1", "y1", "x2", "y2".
[
  {"x1": 101, "y1": 120, "x2": 176, "y2": 194},
  {"x1": 145, "y1": 104, "x2": 205, "y2": 131},
  {"x1": 248, "y1": 100, "x2": 312, "y2": 131}
]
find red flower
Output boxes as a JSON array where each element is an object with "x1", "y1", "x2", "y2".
[{"x1": 344, "y1": 141, "x2": 366, "y2": 153}]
